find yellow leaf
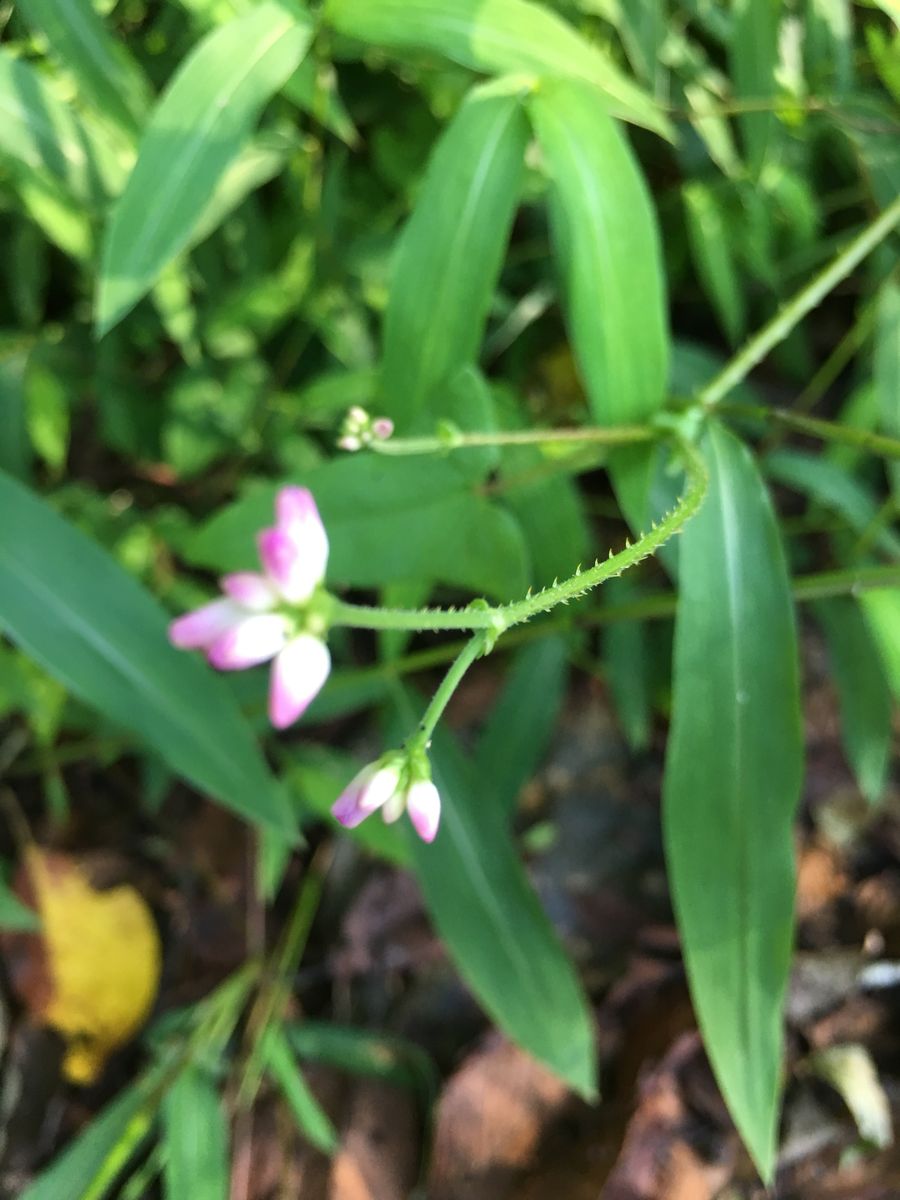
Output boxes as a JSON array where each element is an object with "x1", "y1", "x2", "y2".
[{"x1": 25, "y1": 849, "x2": 161, "y2": 1085}]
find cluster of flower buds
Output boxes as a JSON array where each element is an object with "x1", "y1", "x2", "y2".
[
  {"x1": 168, "y1": 484, "x2": 443, "y2": 842},
  {"x1": 331, "y1": 752, "x2": 441, "y2": 843},
  {"x1": 337, "y1": 406, "x2": 394, "y2": 452}
]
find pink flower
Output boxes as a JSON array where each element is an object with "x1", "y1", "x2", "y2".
[
  {"x1": 331, "y1": 760, "x2": 441, "y2": 843},
  {"x1": 169, "y1": 486, "x2": 331, "y2": 729}
]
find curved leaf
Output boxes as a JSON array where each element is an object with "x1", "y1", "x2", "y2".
[
  {"x1": 0, "y1": 49, "x2": 121, "y2": 206},
  {"x1": 163, "y1": 1065, "x2": 230, "y2": 1200},
  {"x1": 816, "y1": 597, "x2": 892, "y2": 804},
  {"x1": 97, "y1": 3, "x2": 312, "y2": 335},
  {"x1": 663, "y1": 421, "x2": 803, "y2": 1180},
  {"x1": 381, "y1": 83, "x2": 527, "y2": 430},
  {"x1": 529, "y1": 78, "x2": 669, "y2": 526},
  {"x1": 324, "y1": 0, "x2": 670, "y2": 137},
  {"x1": 16, "y1": 0, "x2": 150, "y2": 137},
  {"x1": 398, "y1": 691, "x2": 596, "y2": 1097},
  {"x1": 0, "y1": 471, "x2": 294, "y2": 836},
  {"x1": 529, "y1": 79, "x2": 668, "y2": 428}
]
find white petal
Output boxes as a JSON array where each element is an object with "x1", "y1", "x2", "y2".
[
  {"x1": 168, "y1": 599, "x2": 242, "y2": 650},
  {"x1": 257, "y1": 527, "x2": 321, "y2": 604},
  {"x1": 357, "y1": 765, "x2": 402, "y2": 817},
  {"x1": 220, "y1": 572, "x2": 276, "y2": 611},
  {"x1": 406, "y1": 780, "x2": 441, "y2": 843},
  {"x1": 268, "y1": 634, "x2": 331, "y2": 729},
  {"x1": 332, "y1": 764, "x2": 379, "y2": 828},
  {"x1": 207, "y1": 614, "x2": 288, "y2": 670},
  {"x1": 275, "y1": 486, "x2": 329, "y2": 585}
]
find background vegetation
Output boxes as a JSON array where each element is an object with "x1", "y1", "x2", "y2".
[{"x1": 0, "y1": 0, "x2": 899, "y2": 1196}]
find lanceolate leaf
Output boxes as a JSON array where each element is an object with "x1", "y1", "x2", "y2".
[
  {"x1": 529, "y1": 78, "x2": 669, "y2": 526},
  {"x1": 97, "y1": 3, "x2": 312, "y2": 335},
  {"x1": 323, "y1": 0, "x2": 671, "y2": 137},
  {"x1": 380, "y1": 83, "x2": 527, "y2": 430},
  {"x1": 0, "y1": 471, "x2": 294, "y2": 837},
  {"x1": 474, "y1": 636, "x2": 570, "y2": 818},
  {"x1": 16, "y1": 0, "x2": 150, "y2": 137},
  {"x1": 729, "y1": 0, "x2": 780, "y2": 172},
  {"x1": 815, "y1": 597, "x2": 892, "y2": 804},
  {"x1": 664, "y1": 421, "x2": 803, "y2": 1180},
  {"x1": 529, "y1": 80, "x2": 668, "y2": 428},
  {"x1": 0, "y1": 49, "x2": 121, "y2": 207},
  {"x1": 397, "y1": 690, "x2": 596, "y2": 1098},
  {"x1": 162, "y1": 1065, "x2": 230, "y2": 1200}
]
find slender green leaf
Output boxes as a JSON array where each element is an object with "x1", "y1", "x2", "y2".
[
  {"x1": 815, "y1": 598, "x2": 892, "y2": 804},
  {"x1": 263, "y1": 1025, "x2": 338, "y2": 1154},
  {"x1": 0, "y1": 471, "x2": 294, "y2": 836},
  {"x1": 874, "y1": 277, "x2": 900, "y2": 449},
  {"x1": 324, "y1": 0, "x2": 671, "y2": 137},
  {"x1": 97, "y1": 3, "x2": 313, "y2": 335},
  {"x1": 664, "y1": 421, "x2": 803, "y2": 1180},
  {"x1": 474, "y1": 636, "x2": 569, "y2": 818},
  {"x1": 683, "y1": 181, "x2": 746, "y2": 345},
  {"x1": 287, "y1": 1022, "x2": 437, "y2": 1095},
  {"x1": 729, "y1": 0, "x2": 780, "y2": 172},
  {"x1": 0, "y1": 48, "x2": 120, "y2": 206},
  {"x1": 162, "y1": 1065, "x2": 229, "y2": 1200},
  {"x1": 185, "y1": 456, "x2": 529, "y2": 601},
  {"x1": 396, "y1": 689, "x2": 596, "y2": 1097},
  {"x1": 862, "y1": 589, "x2": 900, "y2": 700},
  {"x1": 0, "y1": 343, "x2": 30, "y2": 481},
  {"x1": 765, "y1": 449, "x2": 900, "y2": 558},
  {"x1": 602, "y1": 577, "x2": 652, "y2": 751},
  {"x1": 16, "y1": 0, "x2": 150, "y2": 137},
  {"x1": 529, "y1": 77, "x2": 668, "y2": 526},
  {"x1": 22, "y1": 1068, "x2": 165, "y2": 1200},
  {"x1": 380, "y1": 84, "x2": 527, "y2": 429},
  {"x1": 529, "y1": 79, "x2": 668, "y2": 428}
]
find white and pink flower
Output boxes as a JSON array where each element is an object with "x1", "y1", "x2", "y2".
[
  {"x1": 169, "y1": 486, "x2": 331, "y2": 729},
  {"x1": 331, "y1": 758, "x2": 442, "y2": 843}
]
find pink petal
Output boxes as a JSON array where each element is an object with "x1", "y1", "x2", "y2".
[
  {"x1": 275, "y1": 487, "x2": 329, "y2": 583},
  {"x1": 257, "y1": 527, "x2": 321, "y2": 604},
  {"x1": 406, "y1": 780, "x2": 441, "y2": 843},
  {"x1": 331, "y1": 763, "x2": 401, "y2": 828},
  {"x1": 268, "y1": 634, "x2": 331, "y2": 729},
  {"x1": 221, "y1": 572, "x2": 276, "y2": 611},
  {"x1": 168, "y1": 599, "x2": 242, "y2": 650},
  {"x1": 207, "y1": 614, "x2": 288, "y2": 671},
  {"x1": 331, "y1": 764, "x2": 378, "y2": 828}
]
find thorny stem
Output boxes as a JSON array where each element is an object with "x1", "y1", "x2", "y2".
[
  {"x1": 335, "y1": 438, "x2": 708, "y2": 636},
  {"x1": 344, "y1": 439, "x2": 708, "y2": 750},
  {"x1": 697, "y1": 191, "x2": 900, "y2": 408}
]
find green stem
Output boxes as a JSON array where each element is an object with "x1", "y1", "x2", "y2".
[
  {"x1": 369, "y1": 423, "x2": 657, "y2": 457},
  {"x1": 723, "y1": 401, "x2": 900, "y2": 461},
  {"x1": 237, "y1": 844, "x2": 330, "y2": 1107},
  {"x1": 499, "y1": 439, "x2": 707, "y2": 627},
  {"x1": 334, "y1": 438, "x2": 708, "y2": 636},
  {"x1": 698, "y1": 192, "x2": 900, "y2": 408},
  {"x1": 407, "y1": 631, "x2": 491, "y2": 750}
]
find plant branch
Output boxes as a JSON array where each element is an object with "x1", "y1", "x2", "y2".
[
  {"x1": 333, "y1": 438, "x2": 708, "y2": 635},
  {"x1": 723, "y1": 401, "x2": 900, "y2": 461},
  {"x1": 368, "y1": 423, "x2": 658, "y2": 456},
  {"x1": 697, "y1": 192, "x2": 900, "y2": 408}
]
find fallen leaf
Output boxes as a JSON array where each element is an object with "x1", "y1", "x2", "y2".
[{"x1": 5, "y1": 849, "x2": 161, "y2": 1085}]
